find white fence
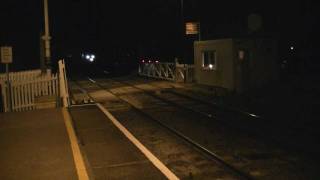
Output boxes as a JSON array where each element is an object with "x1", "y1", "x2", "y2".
[
  {"x1": 1, "y1": 73, "x2": 59, "y2": 112},
  {"x1": 0, "y1": 60, "x2": 69, "y2": 112},
  {"x1": 0, "y1": 69, "x2": 49, "y2": 82},
  {"x1": 139, "y1": 63, "x2": 176, "y2": 80},
  {"x1": 138, "y1": 62, "x2": 194, "y2": 82}
]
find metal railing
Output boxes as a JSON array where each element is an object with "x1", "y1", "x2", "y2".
[{"x1": 138, "y1": 62, "x2": 194, "y2": 82}]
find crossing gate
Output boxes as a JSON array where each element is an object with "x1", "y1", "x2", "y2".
[
  {"x1": 0, "y1": 60, "x2": 70, "y2": 112},
  {"x1": 138, "y1": 62, "x2": 194, "y2": 82}
]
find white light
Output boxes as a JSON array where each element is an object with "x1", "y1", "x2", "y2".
[
  {"x1": 91, "y1": 55, "x2": 95, "y2": 59},
  {"x1": 85, "y1": 55, "x2": 90, "y2": 59},
  {"x1": 155, "y1": 60, "x2": 159, "y2": 63},
  {"x1": 89, "y1": 58, "x2": 94, "y2": 62},
  {"x1": 148, "y1": 60, "x2": 152, "y2": 63},
  {"x1": 290, "y1": 46, "x2": 294, "y2": 50},
  {"x1": 209, "y1": 64, "x2": 213, "y2": 69},
  {"x1": 249, "y1": 113, "x2": 259, "y2": 118}
]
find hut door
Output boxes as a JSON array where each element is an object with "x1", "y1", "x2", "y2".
[{"x1": 238, "y1": 49, "x2": 250, "y2": 92}]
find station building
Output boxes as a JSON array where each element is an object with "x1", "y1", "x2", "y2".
[{"x1": 193, "y1": 38, "x2": 279, "y2": 93}]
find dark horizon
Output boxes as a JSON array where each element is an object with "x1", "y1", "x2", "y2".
[{"x1": 1, "y1": 0, "x2": 319, "y2": 73}]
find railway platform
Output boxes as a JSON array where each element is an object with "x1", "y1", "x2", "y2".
[
  {"x1": 69, "y1": 104, "x2": 172, "y2": 179},
  {"x1": 0, "y1": 105, "x2": 173, "y2": 179},
  {"x1": 0, "y1": 108, "x2": 78, "y2": 180}
]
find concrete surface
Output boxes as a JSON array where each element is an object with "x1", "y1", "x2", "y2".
[
  {"x1": 0, "y1": 108, "x2": 78, "y2": 180},
  {"x1": 69, "y1": 105, "x2": 167, "y2": 180}
]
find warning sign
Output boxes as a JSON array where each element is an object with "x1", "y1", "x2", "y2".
[
  {"x1": 1, "y1": 46, "x2": 13, "y2": 64},
  {"x1": 186, "y1": 22, "x2": 199, "y2": 35}
]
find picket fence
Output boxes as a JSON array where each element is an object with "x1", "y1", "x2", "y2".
[
  {"x1": 0, "y1": 60, "x2": 70, "y2": 112},
  {"x1": 0, "y1": 69, "x2": 48, "y2": 82},
  {"x1": 1, "y1": 74, "x2": 58, "y2": 112}
]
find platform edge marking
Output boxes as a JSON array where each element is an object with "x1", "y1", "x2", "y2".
[
  {"x1": 96, "y1": 103, "x2": 179, "y2": 180},
  {"x1": 62, "y1": 108, "x2": 90, "y2": 180}
]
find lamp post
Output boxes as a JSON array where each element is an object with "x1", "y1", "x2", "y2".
[
  {"x1": 180, "y1": 0, "x2": 184, "y2": 27},
  {"x1": 41, "y1": 0, "x2": 51, "y2": 73},
  {"x1": 179, "y1": 0, "x2": 185, "y2": 64}
]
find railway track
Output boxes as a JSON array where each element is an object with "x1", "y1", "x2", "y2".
[
  {"x1": 69, "y1": 77, "x2": 319, "y2": 180},
  {"x1": 113, "y1": 79, "x2": 280, "y2": 142},
  {"x1": 70, "y1": 78, "x2": 253, "y2": 180},
  {"x1": 109, "y1": 77, "x2": 319, "y2": 157}
]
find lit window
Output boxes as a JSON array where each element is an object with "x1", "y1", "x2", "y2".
[
  {"x1": 238, "y1": 50, "x2": 245, "y2": 60},
  {"x1": 202, "y1": 51, "x2": 217, "y2": 70}
]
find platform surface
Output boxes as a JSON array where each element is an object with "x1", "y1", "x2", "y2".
[
  {"x1": 69, "y1": 105, "x2": 167, "y2": 180},
  {"x1": 0, "y1": 105, "x2": 170, "y2": 180},
  {"x1": 0, "y1": 108, "x2": 78, "y2": 180}
]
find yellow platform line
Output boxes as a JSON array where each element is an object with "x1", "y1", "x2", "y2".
[
  {"x1": 62, "y1": 108, "x2": 90, "y2": 180},
  {"x1": 96, "y1": 103, "x2": 179, "y2": 180}
]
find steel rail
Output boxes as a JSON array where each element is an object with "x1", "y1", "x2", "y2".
[
  {"x1": 85, "y1": 77, "x2": 254, "y2": 180},
  {"x1": 111, "y1": 78, "x2": 312, "y2": 160}
]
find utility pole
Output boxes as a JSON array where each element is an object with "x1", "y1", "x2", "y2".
[
  {"x1": 180, "y1": 0, "x2": 184, "y2": 27},
  {"x1": 180, "y1": 0, "x2": 185, "y2": 64},
  {"x1": 41, "y1": 0, "x2": 51, "y2": 73}
]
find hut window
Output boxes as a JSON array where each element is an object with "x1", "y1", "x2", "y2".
[
  {"x1": 202, "y1": 51, "x2": 217, "y2": 70},
  {"x1": 239, "y1": 50, "x2": 245, "y2": 60}
]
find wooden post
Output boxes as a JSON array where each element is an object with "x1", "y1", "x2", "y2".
[
  {"x1": 1, "y1": 83, "x2": 8, "y2": 112},
  {"x1": 59, "y1": 60, "x2": 69, "y2": 107},
  {"x1": 6, "y1": 64, "x2": 12, "y2": 112}
]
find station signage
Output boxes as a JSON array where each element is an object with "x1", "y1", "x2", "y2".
[
  {"x1": 1, "y1": 46, "x2": 13, "y2": 64},
  {"x1": 185, "y1": 22, "x2": 199, "y2": 35}
]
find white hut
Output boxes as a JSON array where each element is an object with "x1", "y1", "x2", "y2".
[{"x1": 193, "y1": 38, "x2": 278, "y2": 92}]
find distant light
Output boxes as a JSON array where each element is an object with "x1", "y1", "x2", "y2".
[
  {"x1": 290, "y1": 46, "x2": 294, "y2": 50},
  {"x1": 141, "y1": 60, "x2": 145, "y2": 63},
  {"x1": 84, "y1": 53, "x2": 95, "y2": 62},
  {"x1": 249, "y1": 113, "x2": 259, "y2": 118},
  {"x1": 209, "y1": 64, "x2": 213, "y2": 69},
  {"x1": 155, "y1": 60, "x2": 159, "y2": 63},
  {"x1": 148, "y1": 60, "x2": 152, "y2": 63}
]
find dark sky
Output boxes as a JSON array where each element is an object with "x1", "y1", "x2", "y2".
[{"x1": 0, "y1": 0, "x2": 319, "y2": 71}]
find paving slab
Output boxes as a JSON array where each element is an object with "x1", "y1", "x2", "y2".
[
  {"x1": 69, "y1": 105, "x2": 167, "y2": 180},
  {"x1": 0, "y1": 108, "x2": 78, "y2": 180}
]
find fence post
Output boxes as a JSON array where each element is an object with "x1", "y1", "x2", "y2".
[
  {"x1": 1, "y1": 83, "x2": 8, "y2": 112},
  {"x1": 59, "y1": 59, "x2": 70, "y2": 107},
  {"x1": 138, "y1": 64, "x2": 141, "y2": 75}
]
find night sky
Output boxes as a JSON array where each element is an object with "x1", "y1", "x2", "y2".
[{"x1": 0, "y1": 0, "x2": 319, "y2": 72}]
